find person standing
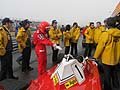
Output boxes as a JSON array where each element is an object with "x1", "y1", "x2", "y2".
[
  {"x1": 63, "y1": 24, "x2": 72, "y2": 55},
  {"x1": 94, "y1": 22, "x2": 106, "y2": 45},
  {"x1": 94, "y1": 17, "x2": 120, "y2": 90},
  {"x1": 15, "y1": 22, "x2": 23, "y2": 65},
  {"x1": 84, "y1": 22, "x2": 95, "y2": 57},
  {"x1": 114, "y1": 16, "x2": 120, "y2": 30},
  {"x1": 49, "y1": 20, "x2": 62, "y2": 63},
  {"x1": 0, "y1": 18, "x2": 18, "y2": 81},
  {"x1": 34, "y1": 21, "x2": 62, "y2": 76},
  {"x1": 16, "y1": 19, "x2": 33, "y2": 72},
  {"x1": 70, "y1": 22, "x2": 80, "y2": 56},
  {"x1": 60, "y1": 25, "x2": 65, "y2": 41}
]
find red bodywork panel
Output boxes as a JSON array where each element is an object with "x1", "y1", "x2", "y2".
[{"x1": 28, "y1": 60, "x2": 101, "y2": 90}]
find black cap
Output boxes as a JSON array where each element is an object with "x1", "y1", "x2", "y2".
[
  {"x1": 2, "y1": 18, "x2": 13, "y2": 25},
  {"x1": 20, "y1": 19, "x2": 32, "y2": 27},
  {"x1": 52, "y1": 20, "x2": 57, "y2": 24},
  {"x1": 104, "y1": 18, "x2": 108, "y2": 23},
  {"x1": 106, "y1": 17, "x2": 116, "y2": 28},
  {"x1": 23, "y1": 19, "x2": 32, "y2": 24}
]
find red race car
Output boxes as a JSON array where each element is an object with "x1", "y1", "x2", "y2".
[{"x1": 28, "y1": 54, "x2": 102, "y2": 90}]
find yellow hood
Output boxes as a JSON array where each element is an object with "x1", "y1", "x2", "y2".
[{"x1": 107, "y1": 28, "x2": 120, "y2": 38}]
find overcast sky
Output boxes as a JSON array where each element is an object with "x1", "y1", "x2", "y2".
[{"x1": 0, "y1": 0, "x2": 119, "y2": 26}]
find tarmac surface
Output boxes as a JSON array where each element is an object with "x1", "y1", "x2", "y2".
[
  {"x1": 0, "y1": 36, "x2": 120, "y2": 90},
  {"x1": 10, "y1": 37, "x2": 82, "y2": 81}
]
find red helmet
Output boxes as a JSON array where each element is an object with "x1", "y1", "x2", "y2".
[{"x1": 38, "y1": 21, "x2": 50, "y2": 34}]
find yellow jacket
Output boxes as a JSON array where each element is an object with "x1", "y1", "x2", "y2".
[
  {"x1": 94, "y1": 28, "x2": 120, "y2": 65},
  {"x1": 94, "y1": 26, "x2": 106, "y2": 44},
  {"x1": 84, "y1": 27, "x2": 95, "y2": 43},
  {"x1": 0, "y1": 26, "x2": 9, "y2": 56},
  {"x1": 16, "y1": 27, "x2": 31, "y2": 52},
  {"x1": 63, "y1": 30, "x2": 72, "y2": 46},
  {"x1": 70, "y1": 27, "x2": 80, "y2": 43},
  {"x1": 49, "y1": 27, "x2": 62, "y2": 44}
]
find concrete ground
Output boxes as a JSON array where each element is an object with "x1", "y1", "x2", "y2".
[{"x1": 0, "y1": 36, "x2": 120, "y2": 90}]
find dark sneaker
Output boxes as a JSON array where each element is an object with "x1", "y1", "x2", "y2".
[
  {"x1": 8, "y1": 76, "x2": 18, "y2": 80},
  {"x1": 16, "y1": 60, "x2": 22, "y2": 65},
  {"x1": 0, "y1": 77, "x2": 7, "y2": 81},
  {"x1": 27, "y1": 67, "x2": 34, "y2": 71},
  {"x1": 22, "y1": 69, "x2": 28, "y2": 73}
]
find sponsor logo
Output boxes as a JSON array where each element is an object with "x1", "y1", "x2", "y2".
[
  {"x1": 64, "y1": 77, "x2": 77, "y2": 89},
  {"x1": 53, "y1": 75, "x2": 58, "y2": 86}
]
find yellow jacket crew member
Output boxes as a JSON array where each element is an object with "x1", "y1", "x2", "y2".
[
  {"x1": 70, "y1": 22, "x2": 80, "y2": 56},
  {"x1": 16, "y1": 19, "x2": 33, "y2": 72},
  {"x1": 63, "y1": 24, "x2": 72, "y2": 55},
  {"x1": 94, "y1": 17, "x2": 120, "y2": 90},
  {"x1": 49, "y1": 20, "x2": 62, "y2": 63},
  {"x1": 94, "y1": 22, "x2": 106, "y2": 44},
  {"x1": 84, "y1": 22, "x2": 95, "y2": 57},
  {"x1": 0, "y1": 18, "x2": 18, "y2": 81}
]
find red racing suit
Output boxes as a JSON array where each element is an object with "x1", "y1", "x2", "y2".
[{"x1": 33, "y1": 30, "x2": 54, "y2": 76}]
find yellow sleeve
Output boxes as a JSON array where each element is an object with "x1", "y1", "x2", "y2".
[
  {"x1": 28, "y1": 28, "x2": 32, "y2": 36},
  {"x1": 94, "y1": 32, "x2": 109, "y2": 59},
  {"x1": 70, "y1": 28, "x2": 74, "y2": 38},
  {"x1": 0, "y1": 32, "x2": 3, "y2": 48},
  {"x1": 16, "y1": 29, "x2": 27, "y2": 48},
  {"x1": 84, "y1": 28, "x2": 90, "y2": 39},
  {"x1": 63, "y1": 31, "x2": 71, "y2": 39},
  {"x1": 67, "y1": 32, "x2": 72, "y2": 39},
  {"x1": 109, "y1": 29, "x2": 120, "y2": 38},
  {"x1": 93, "y1": 29, "x2": 97, "y2": 42},
  {"x1": 57, "y1": 29, "x2": 62, "y2": 38},
  {"x1": 49, "y1": 29, "x2": 57, "y2": 39},
  {"x1": 63, "y1": 32, "x2": 67, "y2": 38},
  {"x1": 75, "y1": 28, "x2": 80, "y2": 40},
  {"x1": 0, "y1": 28, "x2": 4, "y2": 48},
  {"x1": 16, "y1": 29, "x2": 24, "y2": 44},
  {"x1": 0, "y1": 28, "x2": 3, "y2": 42}
]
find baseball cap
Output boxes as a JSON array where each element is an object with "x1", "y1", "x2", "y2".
[
  {"x1": 20, "y1": 19, "x2": 32, "y2": 27},
  {"x1": 23, "y1": 19, "x2": 32, "y2": 24},
  {"x1": 2, "y1": 18, "x2": 13, "y2": 25},
  {"x1": 52, "y1": 20, "x2": 57, "y2": 24}
]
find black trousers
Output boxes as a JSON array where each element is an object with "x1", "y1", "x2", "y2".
[
  {"x1": 71, "y1": 43, "x2": 78, "y2": 56},
  {"x1": 65, "y1": 46, "x2": 70, "y2": 55},
  {"x1": 52, "y1": 46, "x2": 59, "y2": 62},
  {"x1": 0, "y1": 52, "x2": 13, "y2": 80},
  {"x1": 103, "y1": 64, "x2": 119, "y2": 90},
  {"x1": 84, "y1": 43, "x2": 94, "y2": 57},
  {"x1": 22, "y1": 47, "x2": 31, "y2": 71}
]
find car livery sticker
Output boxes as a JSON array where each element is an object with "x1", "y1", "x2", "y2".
[
  {"x1": 53, "y1": 74, "x2": 58, "y2": 86},
  {"x1": 64, "y1": 77, "x2": 78, "y2": 89}
]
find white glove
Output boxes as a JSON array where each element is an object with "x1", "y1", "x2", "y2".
[
  {"x1": 53, "y1": 44, "x2": 62, "y2": 50},
  {"x1": 53, "y1": 44, "x2": 57, "y2": 47},
  {"x1": 55, "y1": 46, "x2": 62, "y2": 50}
]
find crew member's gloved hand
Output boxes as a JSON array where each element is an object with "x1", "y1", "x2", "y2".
[
  {"x1": 55, "y1": 46, "x2": 62, "y2": 50},
  {"x1": 53, "y1": 44, "x2": 57, "y2": 47},
  {"x1": 91, "y1": 58, "x2": 98, "y2": 65},
  {"x1": 92, "y1": 58, "x2": 104, "y2": 73},
  {"x1": 53, "y1": 44, "x2": 62, "y2": 50}
]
